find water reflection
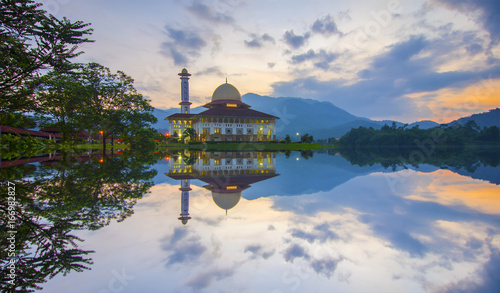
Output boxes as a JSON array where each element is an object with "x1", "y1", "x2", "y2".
[
  {"x1": 166, "y1": 151, "x2": 279, "y2": 224},
  {"x1": 0, "y1": 150, "x2": 157, "y2": 292},
  {"x1": 1, "y1": 148, "x2": 500, "y2": 292}
]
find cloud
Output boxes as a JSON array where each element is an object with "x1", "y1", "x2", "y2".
[
  {"x1": 311, "y1": 14, "x2": 342, "y2": 37},
  {"x1": 268, "y1": 62, "x2": 276, "y2": 69},
  {"x1": 283, "y1": 30, "x2": 311, "y2": 49},
  {"x1": 196, "y1": 66, "x2": 225, "y2": 77},
  {"x1": 433, "y1": 0, "x2": 500, "y2": 45},
  {"x1": 185, "y1": 0, "x2": 234, "y2": 24},
  {"x1": 272, "y1": 34, "x2": 500, "y2": 120},
  {"x1": 244, "y1": 33, "x2": 276, "y2": 48},
  {"x1": 160, "y1": 27, "x2": 207, "y2": 65},
  {"x1": 290, "y1": 49, "x2": 339, "y2": 70}
]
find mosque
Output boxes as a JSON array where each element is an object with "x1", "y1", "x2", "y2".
[
  {"x1": 166, "y1": 151, "x2": 279, "y2": 225},
  {"x1": 165, "y1": 68, "x2": 279, "y2": 141}
]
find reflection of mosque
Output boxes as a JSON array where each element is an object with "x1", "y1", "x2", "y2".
[{"x1": 166, "y1": 151, "x2": 279, "y2": 224}]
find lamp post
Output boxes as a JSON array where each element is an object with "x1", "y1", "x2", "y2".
[
  {"x1": 296, "y1": 132, "x2": 299, "y2": 142},
  {"x1": 100, "y1": 130, "x2": 105, "y2": 154}
]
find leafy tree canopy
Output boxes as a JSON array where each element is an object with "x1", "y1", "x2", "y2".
[{"x1": 0, "y1": 0, "x2": 93, "y2": 116}]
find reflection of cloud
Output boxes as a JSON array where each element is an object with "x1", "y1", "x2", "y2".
[
  {"x1": 290, "y1": 222, "x2": 339, "y2": 243},
  {"x1": 311, "y1": 257, "x2": 343, "y2": 278},
  {"x1": 244, "y1": 244, "x2": 275, "y2": 259},
  {"x1": 185, "y1": 266, "x2": 235, "y2": 290},
  {"x1": 406, "y1": 170, "x2": 500, "y2": 215},
  {"x1": 160, "y1": 227, "x2": 207, "y2": 265},
  {"x1": 437, "y1": 248, "x2": 500, "y2": 293},
  {"x1": 284, "y1": 243, "x2": 310, "y2": 262}
]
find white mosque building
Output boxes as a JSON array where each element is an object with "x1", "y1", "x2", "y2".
[{"x1": 166, "y1": 68, "x2": 279, "y2": 142}]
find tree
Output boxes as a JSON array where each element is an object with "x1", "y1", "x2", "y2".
[
  {"x1": 78, "y1": 63, "x2": 156, "y2": 151},
  {"x1": 183, "y1": 127, "x2": 197, "y2": 142},
  {"x1": 301, "y1": 133, "x2": 313, "y2": 143},
  {"x1": 284, "y1": 134, "x2": 291, "y2": 143},
  {"x1": 0, "y1": 0, "x2": 93, "y2": 124},
  {"x1": 33, "y1": 63, "x2": 156, "y2": 148}
]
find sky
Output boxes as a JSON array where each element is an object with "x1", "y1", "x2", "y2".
[{"x1": 40, "y1": 0, "x2": 500, "y2": 123}]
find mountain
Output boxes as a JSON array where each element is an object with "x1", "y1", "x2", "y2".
[
  {"x1": 151, "y1": 95, "x2": 499, "y2": 139},
  {"x1": 408, "y1": 120, "x2": 440, "y2": 129},
  {"x1": 450, "y1": 108, "x2": 500, "y2": 128}
]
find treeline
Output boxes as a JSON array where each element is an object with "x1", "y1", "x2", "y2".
[
  {"x1": 337, "y1": 121, "x2": 500, "y2": 147},
  {"x1": 1, "y1": 0, "x2": 157, "y2": 152}
]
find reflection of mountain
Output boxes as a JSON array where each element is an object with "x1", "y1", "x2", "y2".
[
  {"x1": 155, "y1": 147, "x2": 500, "y2": 202},
  {"x1": 165, "y1": 151, "x2": 279, "y2": 224}
]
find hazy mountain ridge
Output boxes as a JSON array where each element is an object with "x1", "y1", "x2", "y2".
[
  {"x1": 451, "y1": 108, "x2": 500, "y2": 128},
  {"x1": 152, "y1": 94, "x2": 499, "y2": 139}
]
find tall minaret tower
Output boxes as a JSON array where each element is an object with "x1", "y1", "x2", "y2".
[
  {"x1": 178, "y1": 68, "x2": 192, "y2": 114},
  {"x1": 178, "y1": 179, "x2": 192, "y2": 225}
]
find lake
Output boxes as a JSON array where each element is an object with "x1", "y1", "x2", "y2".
[{"x1": 1, "y1": 148, "x2": 500, "y2": 293}]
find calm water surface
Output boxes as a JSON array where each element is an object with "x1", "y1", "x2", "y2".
[{"x1": 2, "y1": 149, "x2": 500, "y2": 293}]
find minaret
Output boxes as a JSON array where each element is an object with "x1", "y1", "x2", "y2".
[
  {"x1": 178, "y1": 68, "x2": 192, "y2": 114},
  {"x1": 178, "y1": 179, "x2": 192, "y2": 225}
]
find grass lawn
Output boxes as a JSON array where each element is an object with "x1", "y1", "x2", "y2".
[{"x1": 205, "y1": 142, "x2": 324, "y2": 151}]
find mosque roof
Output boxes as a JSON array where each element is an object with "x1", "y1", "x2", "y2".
[
  {"x1": 165, "y1": 113, "x2": 196, "y2": 120},
  {"x1": 212, "y1": 83, "x2": 241, "y2": 102},
  {"x1": 197, "y1": 107, "x2": 278, "y2": 119}
]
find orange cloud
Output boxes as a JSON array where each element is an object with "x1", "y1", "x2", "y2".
[{"x1": 409, "y1": 78, "x2": 500, "y2": 123}]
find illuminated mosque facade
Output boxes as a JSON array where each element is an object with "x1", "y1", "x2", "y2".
[
  {"x1": 165, "y1": 68, "x2": 279, "y2": 142},
  {"x1": 166, "y1": 151, "x2": 278, "y2": 224}
]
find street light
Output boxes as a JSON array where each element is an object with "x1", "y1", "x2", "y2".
[{"x1": 296, "y1": 132, "x2": 299, "y2": 142}]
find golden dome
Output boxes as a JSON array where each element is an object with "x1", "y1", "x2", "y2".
[
  {"x1": 212, "y1": 83, "x2": 241, "y2": 102},
  {"x1": 212, "y1": 192, "x2": 241, "y2": 210}
]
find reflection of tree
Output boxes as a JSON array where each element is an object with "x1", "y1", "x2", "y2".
[
  {"x1": 0, "y1": 151, "x2": 157, "y2": 292},
  {"x1": 337, "y1": 147, "x2": 500, "y2": 171}
]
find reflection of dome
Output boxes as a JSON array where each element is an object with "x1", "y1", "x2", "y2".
[
  {"x1": 212, "y1": 83, "x2": 241, "y2": 102},
  {"x1": 212, "y1": 192, "x2": 241, "y2": 210}
]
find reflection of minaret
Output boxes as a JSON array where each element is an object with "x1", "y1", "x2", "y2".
[
  {"x1": 166, "y1": 152, "x2": 279, "y2": 223},
  {"x1": 178, "y1": 68, "x2": 192, "y2": 114},
  {"x1": 178, "y1": 179, "x2": 192, "y2": 225}
]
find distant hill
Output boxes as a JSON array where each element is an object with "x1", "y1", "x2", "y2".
[
  {"x1": 450, "y1": 108, "x2": 500, "y2": 128},
  {"x1": 151, "y1": 95, "x2": 499, "y2": 139},
  {"x1": 408, "y1": 120, "x2": 440, "y2": 129}
]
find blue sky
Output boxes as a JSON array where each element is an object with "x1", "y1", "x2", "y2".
[{"x1": 41, "y1": 0, "x2": 500, "y2": 123}]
